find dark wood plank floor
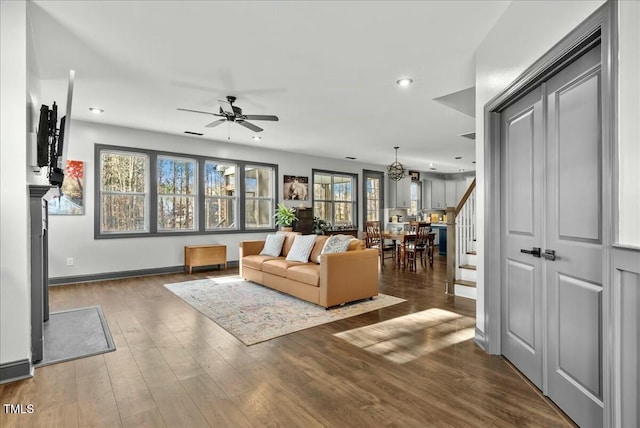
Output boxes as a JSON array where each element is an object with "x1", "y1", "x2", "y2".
[{"x1": 0, "y1": 254, "x2": 573, "y2": 427}]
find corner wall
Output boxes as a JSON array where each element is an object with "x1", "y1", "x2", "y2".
[{"x1": 0, "y1": 0, "x2": 31, "y2": 367}]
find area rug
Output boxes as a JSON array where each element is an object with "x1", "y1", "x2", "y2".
[
  {"x1": 36, "y1": 305, "x2": 116, "y2": 367},
  {"x1": 164, "y1": 276, "x2": 406, "y2": 345}
]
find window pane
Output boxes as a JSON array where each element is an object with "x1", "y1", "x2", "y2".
[
  {"x1": 206, "y1": 198, "x2": 236, "y2": 229},
  {"x1": 333, "y1": 202, "x2": 353, "y2": 224},
  {"x1": 245, "y1": 167, "x2": 272, "y2": 198},
  {"x1": 205, "y1": 162, "x2": 235, "y2": 196},
  {"x1": 333, "y1": 176, "x2": 352, "y2": 201},
  {"x1": 245, "y1": 198, "x2": 273, "y2": 228},
  {"x1": 366, "y1": 176, "x2": 380, "y2": 221},
  {"x1": 102, "y1": 195, "x2": 147, "y2": 233},
  {"x1": 314, "y1": 201, "x2": 331, "y2": 223},
  {"x1": 158, "y1": 196, "x2": 196, "y2": 230},
  {"x1": 101, "y1": 152, "x2": 146, "y2": 193},
  {"x1": 157, "y1": 157, "x2": 196, "y2": 195},
  {"x1": 314, "y1": 174, "x2": 331, "y2": 199}
]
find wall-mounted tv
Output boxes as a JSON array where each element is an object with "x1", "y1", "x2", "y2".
[{"x1": 34, "y1": 70, "x2": 74, "y2": 187}]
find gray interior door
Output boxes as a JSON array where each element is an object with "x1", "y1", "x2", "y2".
[
  {"x1": 545, "y1": 43, "x2": 603, "y2": 427},
  {"x1": 500, "y1": 86, "x2": 544, "y2": 389},
  {"x1": 500, "y1": 42, "x2": 603, "y2": 427}
]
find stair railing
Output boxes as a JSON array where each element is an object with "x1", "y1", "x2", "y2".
[{"x1": 445, "y1": 178, "x2": 476, "y2": 295}]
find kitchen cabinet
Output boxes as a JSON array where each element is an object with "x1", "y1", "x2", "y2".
[
  {"x1": 388, "y1": 176, "x2": 412, "y2": 207},
  {"x1": 445, "y1": 180, "x2": 457, "y2": 207},
  {"x1": 430, "y1": 179, "x2": 446, "y2": 209}
]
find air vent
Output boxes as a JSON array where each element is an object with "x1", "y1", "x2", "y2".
[
  {"x1": 459, "y1": 132, "x2": 476, "y2": 140},
  {"x1": 429, "y1": 167, "x2": 437, "y2": 171},
  {"x1": 345, "y1": 156, "x2": 357, "y2": 160},
  {"x1": 184, "y1": 131, "x2": 203, "y2": 136}
]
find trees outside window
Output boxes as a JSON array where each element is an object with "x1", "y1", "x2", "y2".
[
  {"x1": 205, "y1": 162, "x2": 237, "y2": 230},
  {"x1": 245, "y1": 166, "x2": 274, "y2": 229},
  {"x1": 157, "y1": 156, "x2": 196, "y2": 231},
  {"x1": 100, "y1": 150, "x2": 148, "y2": 233}
]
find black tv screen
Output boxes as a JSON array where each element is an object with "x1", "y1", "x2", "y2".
[{"x1": 36, "y1": 104, "x2": 49, "y2": 167}]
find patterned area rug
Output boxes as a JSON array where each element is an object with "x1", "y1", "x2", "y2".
[{"x1": 164, "y1": 276, "x2": 405, "y2": 345}]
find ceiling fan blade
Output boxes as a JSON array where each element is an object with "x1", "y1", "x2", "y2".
[
  {"x1": 205, "y1": 119, "x2": 226, "y2": 128},
  {"x1": 177, "y1": 107, "x2": 220, "y2": 116},
  {"x1": 237, "y1": 121, "x2": 263, "y2": 132},
  {"x1": 218, "y1": 100, "x2": 234, "y2": 115},
  {"x1": 243, "y1": 115, "x2": 279, "y2": 122}
]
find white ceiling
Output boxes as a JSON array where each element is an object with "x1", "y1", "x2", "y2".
[{"x1": 30, "y1": 1, "x2": 510, "y2": 173}]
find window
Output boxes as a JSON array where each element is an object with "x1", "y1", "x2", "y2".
[
  {"x1": 96, "y1": 144, "x2": 277, "y2": 237},
  {"x1": 408, "y1": 181, "x2": 422, "y2": 216},
  {"x1": 313, "y1": 170, "x2": 357, "y2": 227},
  {"x1": 245, "y1": 165, "x2": 275, "y2": 229},
  {"x1": 204, "y1": 162, "x2": 237, "y2": 230},
  {"x1": 363, "y1": 170, "x2": 384, "y2": 222},
  {"x1": 99, "y1": 150, "x2": 149, "y2": 233},
  {"x1": 157, "y1": 156, "x2": 197, "y2": 231}
]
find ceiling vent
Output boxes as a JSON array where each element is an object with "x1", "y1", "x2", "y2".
[
  {"x1": 184, "y1": 131, "x2": 203, "y2": 136},
  {"x1": 459, "y1": 132, "x2": 476, "y2": 140}
]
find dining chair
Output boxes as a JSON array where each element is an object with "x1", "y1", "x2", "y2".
[
  {"x1": 365, "y1": 221, "x2": 395, "y2": 269},
  {"x1": 405, "y1": 222, "x2": 431, "y2": 270}
]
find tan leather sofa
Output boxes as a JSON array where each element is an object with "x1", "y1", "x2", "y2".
[{"x1": 239, "y1": 232, "x2": 379, "y2": 308}]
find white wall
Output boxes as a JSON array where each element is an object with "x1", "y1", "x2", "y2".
[
  {"x1": 618, "y1": 0, "x2": 640, "y2": 247},
  {"x1": 474, "y1": 0, "x2": 605, "y2": 335},
  {"x1": 47, "y1": 120, "x2": 387, "y2": 279},
  {"x1": 0, "y1": 0, "x2": 31, "y2": 365}
]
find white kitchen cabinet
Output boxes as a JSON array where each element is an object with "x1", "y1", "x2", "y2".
[
  {"x1": 445, "y1": 180, "x2": 457, "y2": 207},
  {"x1": 430, "y1": 179, "x2": 446, "y2": 209},
  {"x1": 388, "y1": 177, "x2": 412, "y2": 207}
]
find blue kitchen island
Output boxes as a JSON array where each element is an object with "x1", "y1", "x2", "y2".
[{"x1": 431, "y1": 224, "x2": 447, "y2": 255}]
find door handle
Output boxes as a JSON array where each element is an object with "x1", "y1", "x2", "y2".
[
  {"x1": 520, "y1": 247, "x2": 541, "y2": 258},
  {"x1": 542, "y1": 249, "x2": 556, "y2": 261}
]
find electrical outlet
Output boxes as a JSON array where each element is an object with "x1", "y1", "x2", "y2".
[{"x1": 66, "y1": 257, "x2": 74, "y2": 266}]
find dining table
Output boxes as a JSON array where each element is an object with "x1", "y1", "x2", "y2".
[{"x1": 382, "y1": 230, "x2": 435, "y2": 269}]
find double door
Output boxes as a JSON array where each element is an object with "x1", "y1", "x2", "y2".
[{"x1": 500, "y1": 42, "x2": 603, "y2": 427}]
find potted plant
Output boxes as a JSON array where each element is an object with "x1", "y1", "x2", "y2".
[{"x1": 274, "y1": 203, "x2": 298, "y2": 231}]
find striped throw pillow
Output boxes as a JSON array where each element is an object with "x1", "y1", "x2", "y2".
[{"x1": 285, "y1": 234, "x2": 317, "y2": 262}]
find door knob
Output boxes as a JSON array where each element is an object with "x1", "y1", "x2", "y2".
[
  {"x1": 520, "y1": 247, "x2": 541, "y2": 258},
  {"x1": 542, "y1": 249, "x2": 556, "y2": 261}
]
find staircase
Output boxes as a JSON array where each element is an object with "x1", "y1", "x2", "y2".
[{"x1": 446, "y1": 179, "x2": 477, "y2": 299}]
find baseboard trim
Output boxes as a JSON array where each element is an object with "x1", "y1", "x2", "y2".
[
  {"x1": 0, "y1": 359, "x2": 32, "y2": 384},
  {"x1": 49, "y1": 261, "x2": 239, "y2": 286},
  {"x1": 474, "y1": 327, "x2": 488, "y2": 352}
]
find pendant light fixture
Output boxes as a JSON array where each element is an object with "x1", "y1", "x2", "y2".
[{"x1": 387, "y1": 146, "x2": 406, "y2": 181}]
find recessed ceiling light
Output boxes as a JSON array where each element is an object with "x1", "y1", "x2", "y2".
[
  {"x1": 428, "y1": 162, "x2": 435, "y2": 167},
  {"x1": 252, "y1": 136, "x2": 262, "y2": 141},
  {"x1": 89, "y1": 107, "x2": 104, "y2": 114},
  {"x1": 455, "y1": 156, "x2": 462, "y2": 160},
  {"x1": 459, "y1": 169, "x2": 465, "y2": 172},
  {"x1": 396, "y1": 78, "x2": 413, "y2": 87},
  {"x1": 345, "y1": 156, "x2": 357, "y2": 160}
]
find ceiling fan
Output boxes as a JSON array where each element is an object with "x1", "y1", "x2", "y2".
[{"x1": 177, "y1": 95, "x2": 278, "y2": 132}]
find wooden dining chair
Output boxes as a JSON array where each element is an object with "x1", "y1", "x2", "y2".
[
  {"x1": 365, "y1": 221, "x2": 395, "y2": 269},
  {"x1": 405, "y1": 222, "x2": 431, "y2": 270}
]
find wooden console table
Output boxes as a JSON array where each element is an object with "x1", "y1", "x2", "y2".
[{"x1": 184, "y1": 244, "x2": 227, "y2": 274}]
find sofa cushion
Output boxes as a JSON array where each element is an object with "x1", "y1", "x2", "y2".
[
  {"x1": 260, "y1": 234, "x2": 286, "y2": 257},
  {"x1": 320, "y1": 234, "x2": 353, "y2": 258},
  {"x1": 262, "y1": 259, "x2": 306, "y2": 277},
  {"x1": 310, "y1": 235, "x2": 329, "y2": 264},
  {"x1": 286, "y1": 264, "x2": 320, "y2": 287},
  {"x1": 277, "y1": 231, "x2": 300, "y2": 256},
  {"x1": 348, "y1": 239, "x2": 364, "y2": 251},
  {"x1": 286, "y1": 234, "x2": 317, "y2": 262},
  {"x1": 243, "y1": 255, "x2": 282, "y2": 270}
]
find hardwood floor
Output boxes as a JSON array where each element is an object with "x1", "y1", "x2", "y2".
[{"x1": 0, "y1": 254, "x2": 573, "y2": 427}]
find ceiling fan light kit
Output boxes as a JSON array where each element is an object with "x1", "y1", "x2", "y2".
[
  {"x1": 177, "y1": 95, "x2": 279, "y2": 134},
  {"x1": 387, "y1": 146, "x2": 407, "y2": 181}
]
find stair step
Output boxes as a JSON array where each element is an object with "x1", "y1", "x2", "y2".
[
  {"x1": 466, "y1": 251, "x2": 477, "y2": 255},
  {"x1": 460, "y1": 264, "x2": 476, "y2": 270},
  {"x1": 455, "y1": 279, "x2": 476, "y2": 288}
]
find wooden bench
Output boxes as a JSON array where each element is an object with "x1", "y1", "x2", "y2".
[{"x1": 184, "y1": 245, "x2": 227, "y2": 274}]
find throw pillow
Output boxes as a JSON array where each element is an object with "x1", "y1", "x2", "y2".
[
  {"x1": 318, "y1": 234, "x2": 353, "y2": 261},
  {"x1": 260, "y1": 234, "x2": 286, "y2": 257},
  {"x1": 285, "y1": 234, "x2": 317, "y2": 262}
]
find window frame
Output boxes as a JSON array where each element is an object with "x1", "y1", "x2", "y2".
[
  {"x1": 362, "y1": 169, "x2": 385, "y2": 225},
  {"x1": 244, "y1": 164, "x2": 276, "y2": 230},
  {"x1": 94, "y1": 144, "x2": 278, "y2": 239},
  {"x1": 157, "y1": 154, "x2": 198, "y2": 232},
  {"x1": 312, "y1": 169, "x2": 358, "y2": 228}
]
